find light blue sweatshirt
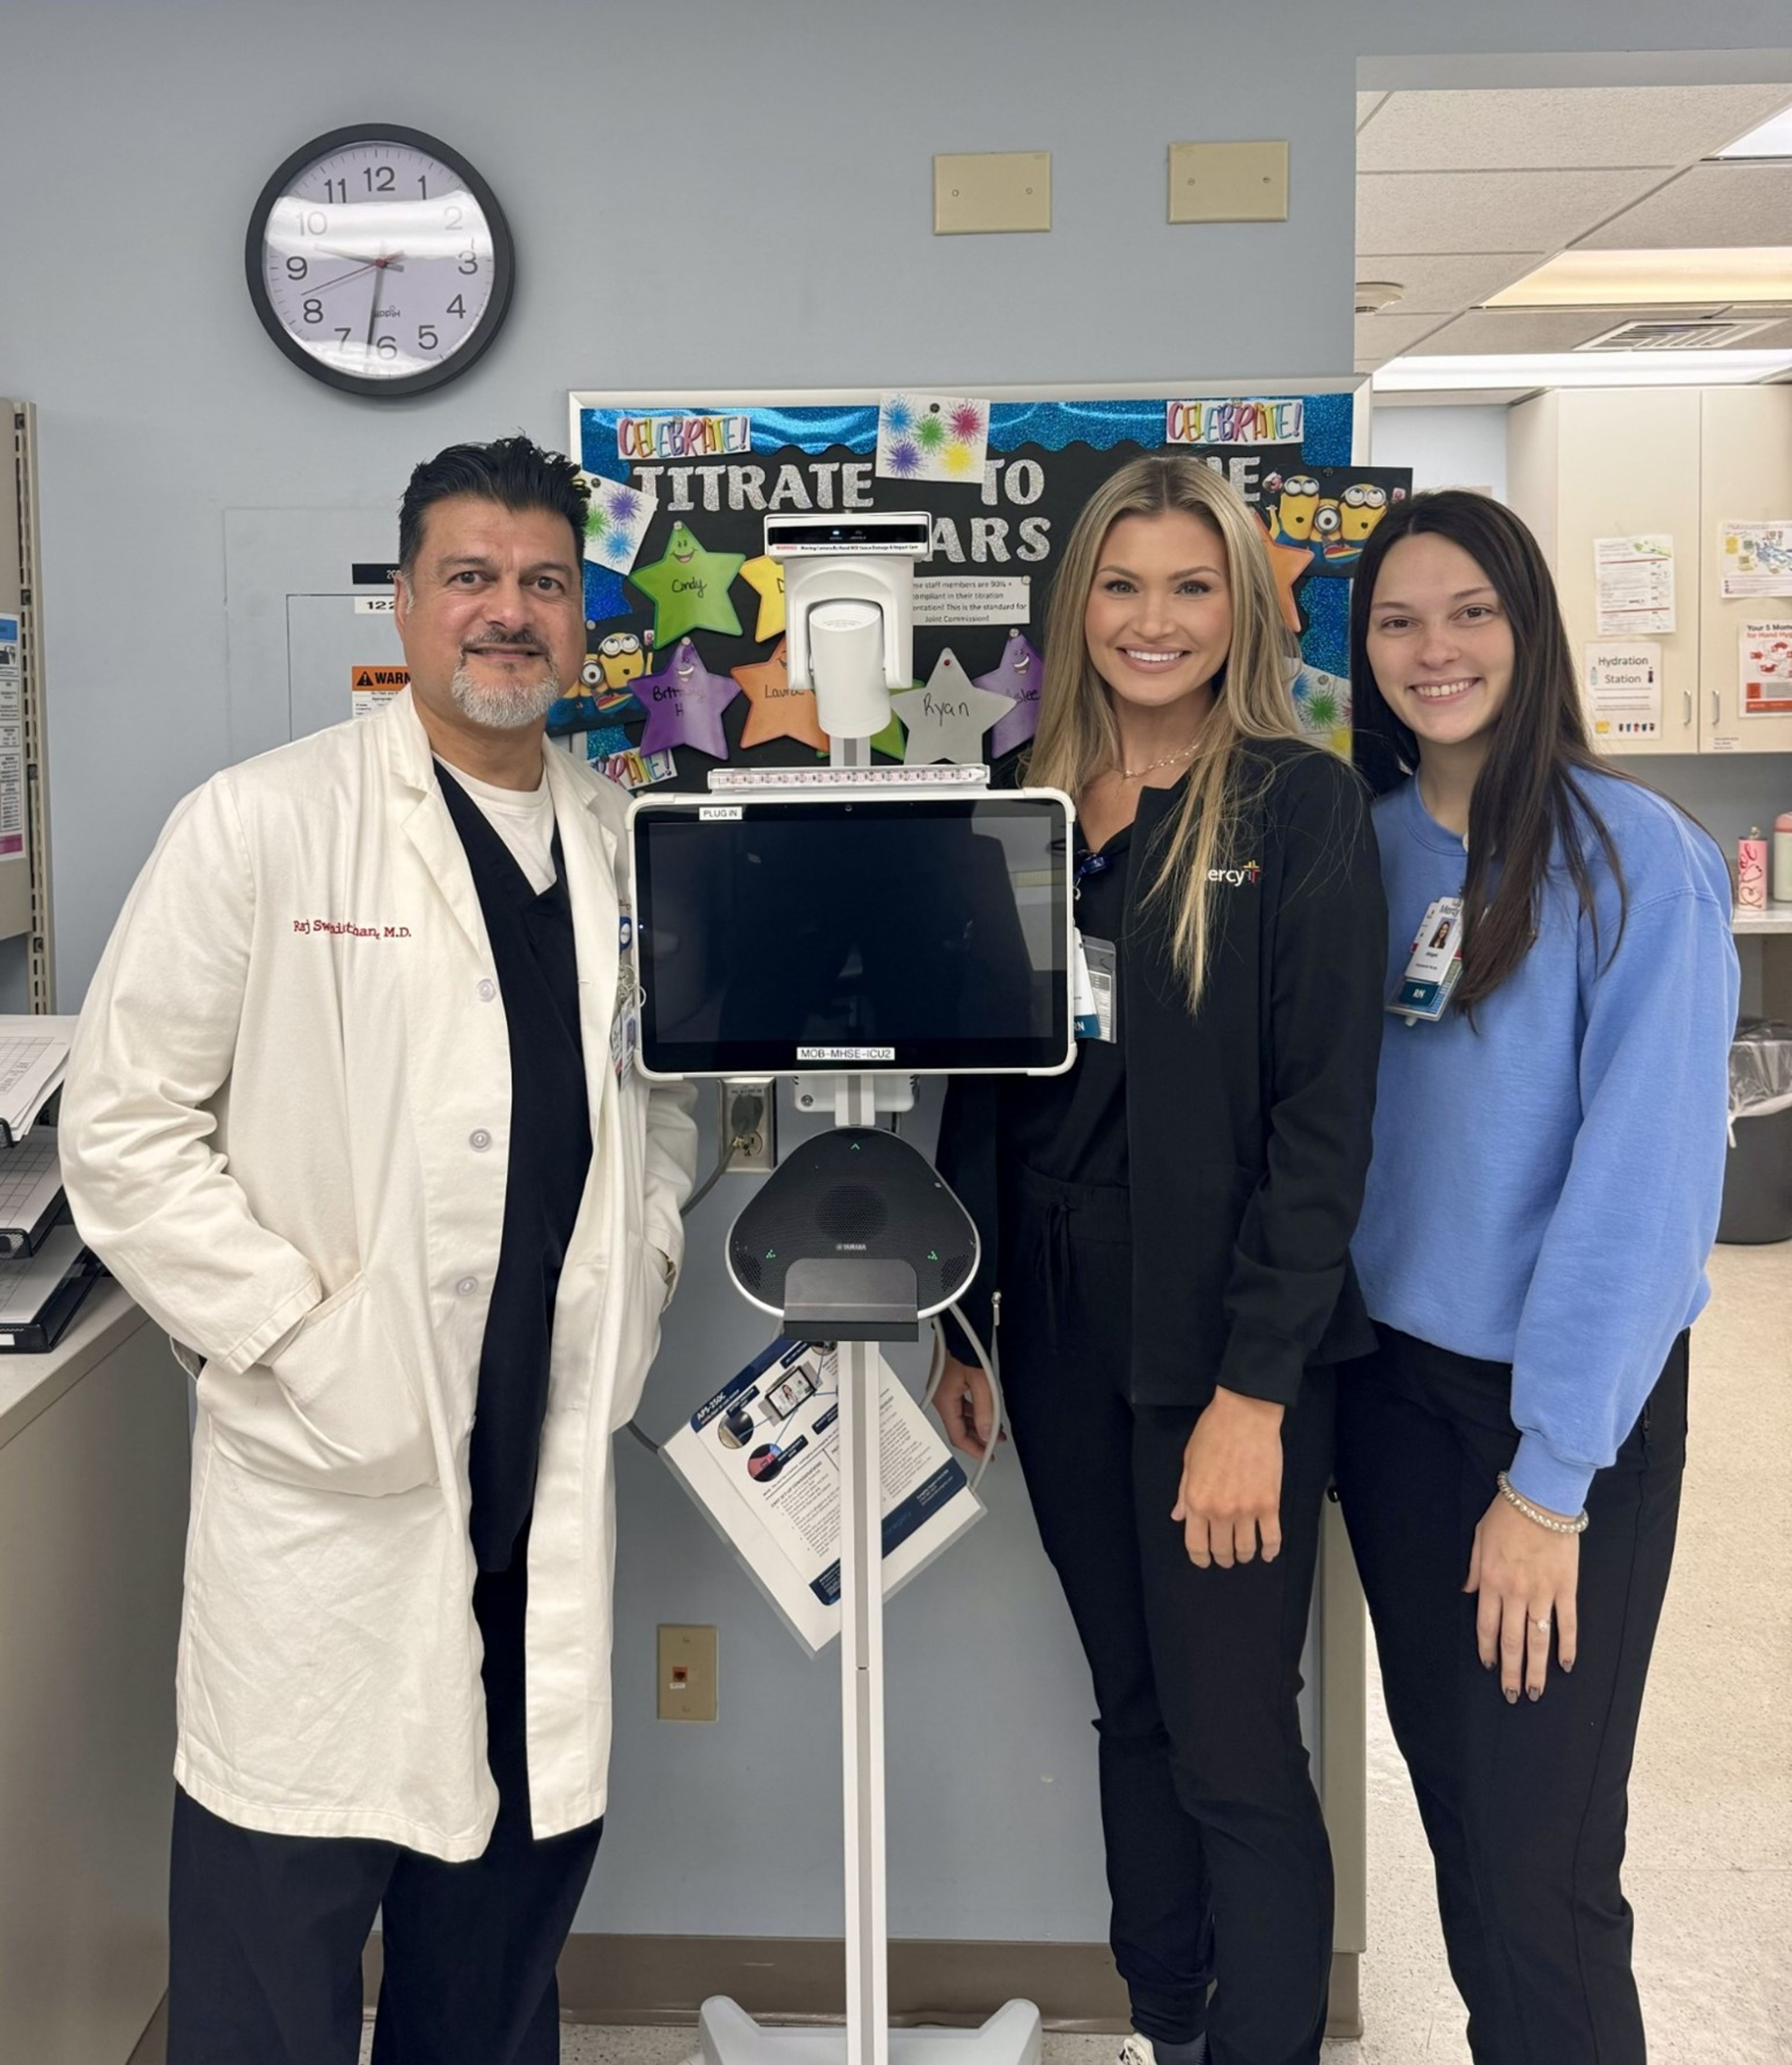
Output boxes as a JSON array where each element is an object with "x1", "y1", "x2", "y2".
[{"x1": 1353, "y1": 772, "x2": 1739, "y2": 1514}]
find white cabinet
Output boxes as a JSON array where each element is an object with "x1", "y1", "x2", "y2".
[
  {"x1": 1507, "y1": 386, "x2": 1792, "y2": 757},
  {"x1": 1700, "y1": 389, "x2": 1792, "y2": 756}
]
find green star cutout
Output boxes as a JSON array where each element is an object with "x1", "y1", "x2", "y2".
[{"x1": 627, "y1": 520, "x2": 746, "y2": 647}]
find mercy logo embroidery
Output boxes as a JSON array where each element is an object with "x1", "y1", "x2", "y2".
[{"x1": 1206, "y1": 861, "x2": 1262, "y2": 887}]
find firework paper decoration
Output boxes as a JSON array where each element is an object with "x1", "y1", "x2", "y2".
[
  {"x1": 580, "y1": 474, "x2": 658, "y2": 575},
  {"x1": 877, "y1": 392, "x2": 989, "y2": 484}
]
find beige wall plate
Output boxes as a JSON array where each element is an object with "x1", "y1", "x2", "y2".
[
  {"x1": 1169, "y1": 140, "x2": 1289, "y2": 223},
  {"x1": 933, "y1": 152, "x2": 1051, "y2": 235},
  {"x1": 657, "y1": 1624, "x2": 719, "y2": 1722}
]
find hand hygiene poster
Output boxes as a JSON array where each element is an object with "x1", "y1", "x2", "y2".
[{"x1": 564, "y1": 387, "x2": 1409, "y2": 786}]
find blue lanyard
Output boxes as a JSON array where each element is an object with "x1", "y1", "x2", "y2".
[{"x1": 1073, "y1": 851, "x2": 1111, "y2": 897}]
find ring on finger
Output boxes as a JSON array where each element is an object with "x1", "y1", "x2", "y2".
[{"x1": 1530, "y1": 1614, "x2": 1551, "y2": 1631}]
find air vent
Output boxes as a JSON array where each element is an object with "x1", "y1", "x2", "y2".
[{"x1": 1577, "y1": 318, "x2": 1775, "y2": 352}]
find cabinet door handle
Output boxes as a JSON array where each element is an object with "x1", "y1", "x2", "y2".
[
  {"x1": 1712, "y1": 690, "x2": 1722, "y2": 727},
  {"x1": 1683, "y1": 690, "x2": 1693, "y2": 728}
]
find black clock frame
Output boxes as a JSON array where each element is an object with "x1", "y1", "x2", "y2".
[{"x1": 244, "y1": 123, "x2": 516, "y2": 400}]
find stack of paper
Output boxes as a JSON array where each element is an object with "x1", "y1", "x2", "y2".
[{"x1": 0, "y1": 1015, "x2": 78, "y2": 1141}]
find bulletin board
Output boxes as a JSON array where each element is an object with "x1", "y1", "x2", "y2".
[{"x1": 563, "y1": 383, "x2": 1408, "y2": 788}]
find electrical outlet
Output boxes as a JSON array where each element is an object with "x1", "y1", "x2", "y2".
[
  {"x1": 720, "y1": 1080, "x2": 776, "y2": 1174},
  {"x1": 657, "y1": 1624, "x2": 718, "y2": 1722}
]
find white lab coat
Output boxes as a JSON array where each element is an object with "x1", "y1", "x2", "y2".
[{"x1": 60, "y1": 691, "x2": 697, "y2": 1858}]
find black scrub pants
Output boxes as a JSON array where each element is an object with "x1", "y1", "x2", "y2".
[
  {"x1": 998, "y1": 1166, "x2": 1337, "y2": 2065},
  {"x1": 1334, "y1": 1327, "x2": 1687, "y2": 2065},
  {"x1": 166, "y1": 1545, "x2": 603, "y2": 2065}
]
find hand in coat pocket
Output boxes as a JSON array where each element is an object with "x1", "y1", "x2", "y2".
[{"x1": 199, "y1": 1275, "x2": 438, "y2": 1497}]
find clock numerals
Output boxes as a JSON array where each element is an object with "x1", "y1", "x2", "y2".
[{"x1": 249, "y1": 127, "x2": 513, "y2": 396}]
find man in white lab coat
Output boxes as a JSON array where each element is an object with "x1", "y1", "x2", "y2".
[{"x1": 61, "y1": 437, "x2": 698, "y2": 2065}]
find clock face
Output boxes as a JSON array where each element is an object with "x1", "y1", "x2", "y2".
[{"x1": 246, "y1": 126, "x2": 514, "y2": 398}]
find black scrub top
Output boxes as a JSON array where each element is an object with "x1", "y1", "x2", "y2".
[{"x1": 1000, "y1": 813, "x2": 1131, "y2": 1187}]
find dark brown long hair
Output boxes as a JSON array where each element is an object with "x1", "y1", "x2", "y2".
[{"x1": 1349, "y1": 490, "x2": 1630, "y2": 1018}]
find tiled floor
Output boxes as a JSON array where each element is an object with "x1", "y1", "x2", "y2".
[{"x1": 339, "y1": 1239, "x2": 1784, "y2": 2065}]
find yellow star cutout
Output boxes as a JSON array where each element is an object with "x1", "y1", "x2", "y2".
[{"x1": 739, "y1": 555, "x2": 786, "y2": 642}]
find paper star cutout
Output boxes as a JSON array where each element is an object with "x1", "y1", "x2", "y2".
[
  {"x1": 739, "y1": 554, "x2": 786, "y2": 641},
  {"x1": 627, "y1": 520, "x2": 746, "y2": 647},
  {"x1": 731, "y1": 640, "x2": 828, "y2": 752},
  {"x1": 1259, "y1": 518, "x2": 1310, "y2": 635},
  {"x1": 976, "y1": 630, "x2": 1046, "y2": 757},
  {"x1": 637, "y1": 638, "x2": 740, "y2": 759},
  {"x1": 887, "y1": 649, "x2": 1014, "y2": 766}
]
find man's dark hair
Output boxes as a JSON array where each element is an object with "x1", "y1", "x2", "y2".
[{"x1": 398, "y1": 434, "x2": 588, "y2": 581}]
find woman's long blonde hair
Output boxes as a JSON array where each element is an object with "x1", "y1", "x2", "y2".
[{"x1": 1025, "y1": 455, "x2": 1305, "y2": 1011}]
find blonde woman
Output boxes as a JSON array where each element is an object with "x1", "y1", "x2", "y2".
[{"x1": 933, "y1": 456, "x2": 1385, "y2": 2065}]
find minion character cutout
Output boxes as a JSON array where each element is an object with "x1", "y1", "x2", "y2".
[
  {"x1": 1339, "y1": 482, "x2": 1390, "y2": 544},
  {"x1": 582, "y1": 629, "x2": 653, "y2": 718},
  {"x1": 1271, "y1": 475, "x2": 1322, "y2": 544}
]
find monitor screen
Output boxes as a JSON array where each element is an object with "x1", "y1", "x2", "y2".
[{"x1": 630, "y1": 793, "x2": 1074, "y2": 1077}]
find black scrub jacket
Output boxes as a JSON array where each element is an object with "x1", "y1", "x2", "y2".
[{"x1": 938, "y1": 738, "x2": 1387, "y2": 1411}]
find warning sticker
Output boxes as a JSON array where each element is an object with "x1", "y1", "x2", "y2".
[{"x1": 351, "y1": 665, "x2": 409, "y2": 719}]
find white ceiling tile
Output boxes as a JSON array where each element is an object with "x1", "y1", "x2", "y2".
[
  {"x1": 1355, "y1": 252, "x2": 1550, "y2": 314},
  {"x1": 1357, "y1": 91, "x2": 1389, "y2": 132},
  {"x1": 1355, "y1": 312, "x2": 1457, "y2": 367},
  {"x1": 1359, "y1": 169, "x2": 1652, "y2": 255},
  {"x1": 1414, "y1": 307, "x2": 1730, "y2": 354},
  {"x1": 1576, "y1": 162, "x2": 1792, "y2": 249},
  {"x1": 1727, "y1": 316, "x2": 1792, "y2": 351},
  {"x1": 1356, "y1": 85, "x2": 1792, "y2": 173}
]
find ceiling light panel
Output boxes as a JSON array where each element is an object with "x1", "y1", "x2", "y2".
[
  {"x1": 1373, "y1": 348, "x2": 1792, "y2": 392},
  {"x1": 1715, "y1": 106, "x2": 1792, "y2": 158},
  {"x1": 1487, "y1": 245, "x2": 1792, "y2": 305}
]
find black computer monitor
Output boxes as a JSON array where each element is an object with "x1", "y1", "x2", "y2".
[{"x1": 629, "y1": 791, "x2": 1075, "y2": 1078}]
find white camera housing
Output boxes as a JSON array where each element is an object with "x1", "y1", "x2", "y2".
[{"x1": 768, "y1": 511, "x2": 931, "y2": 742}]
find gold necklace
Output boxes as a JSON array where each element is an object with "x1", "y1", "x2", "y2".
[{"x1": 1117, "y1": 739, "x2": 1199, "y2": 781}]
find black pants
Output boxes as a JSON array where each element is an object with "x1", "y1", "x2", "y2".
[
  {"x1": 167, "y1": 1547, "x2": 603, "y2": 2065},
  {"x1": 1334, "y1": 1327, "x2": 1687, "y2": 2065},
  {"x1": 998, "y1": 1166, "x2": 1337, "y2": 2065}
]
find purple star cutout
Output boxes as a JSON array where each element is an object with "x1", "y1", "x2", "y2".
[
  {"x1": 977, "y1": 630, "x2": 1046, "y2": 757},
  {"x1": 636, "y1": 638, "x2": 740, "y2": 759}
]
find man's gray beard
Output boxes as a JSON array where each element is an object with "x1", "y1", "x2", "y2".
[{"x1": 449, "y1": 656, "x2": 563, "y2": 730}]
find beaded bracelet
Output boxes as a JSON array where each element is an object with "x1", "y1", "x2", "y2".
[{"x1": 1496, "y1": 1471, "x2": 1589, "y2": 1535}]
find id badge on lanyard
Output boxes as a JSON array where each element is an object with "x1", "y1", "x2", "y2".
[
  {"x1": 1073, "y1": 933, "x2": 1117, "y2": 1042},
  {"x1": 610, "y1": 902, "x2": 639, "y2": 1082},
  {"x1": 1391, "y1": 896, "x2": 1464, "y2": 1025}
]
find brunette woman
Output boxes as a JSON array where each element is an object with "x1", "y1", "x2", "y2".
[{"x1": 1342, "y1": 490, "x2": 1738, "y2": 2064}]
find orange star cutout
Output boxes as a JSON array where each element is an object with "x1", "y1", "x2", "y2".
[
  {"x1": 1259, "y1": 516, "x2": 1310, "y2": 634},
  {"x1": 731, "y1": 640, "x2": 828, "y2": 751}
]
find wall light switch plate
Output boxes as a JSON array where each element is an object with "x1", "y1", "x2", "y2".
[
  {"x1": 657, "y1": 1624, "x2": 718, "y2": 1722},
  {"x1": 1169, "y1": 140, "x2": 1288, "y2": 223},
  {"x1": 934, "y1": 152, "x2": 1051, "y2": 235}
]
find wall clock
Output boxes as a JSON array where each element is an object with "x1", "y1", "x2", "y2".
[{"x1": 245, "y1": 124, "x2": 515, "y2": 398}]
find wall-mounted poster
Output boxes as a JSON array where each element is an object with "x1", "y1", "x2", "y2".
[{"x1": 563, "y1": 385, "x2": 1406, "y2": 784}]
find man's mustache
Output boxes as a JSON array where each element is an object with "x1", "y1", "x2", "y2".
[{"x1": 462, "y1": 632, "x2": 548, "y2": 657}]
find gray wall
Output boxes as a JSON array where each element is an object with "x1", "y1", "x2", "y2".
[{"x1": 6, "y1": 0, "x2": 1790, "y2": 1946}]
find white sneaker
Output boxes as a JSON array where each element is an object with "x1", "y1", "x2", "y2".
[{"x1": 1118, "y1": 2037, "x2": 1206, "y2": 2065}]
